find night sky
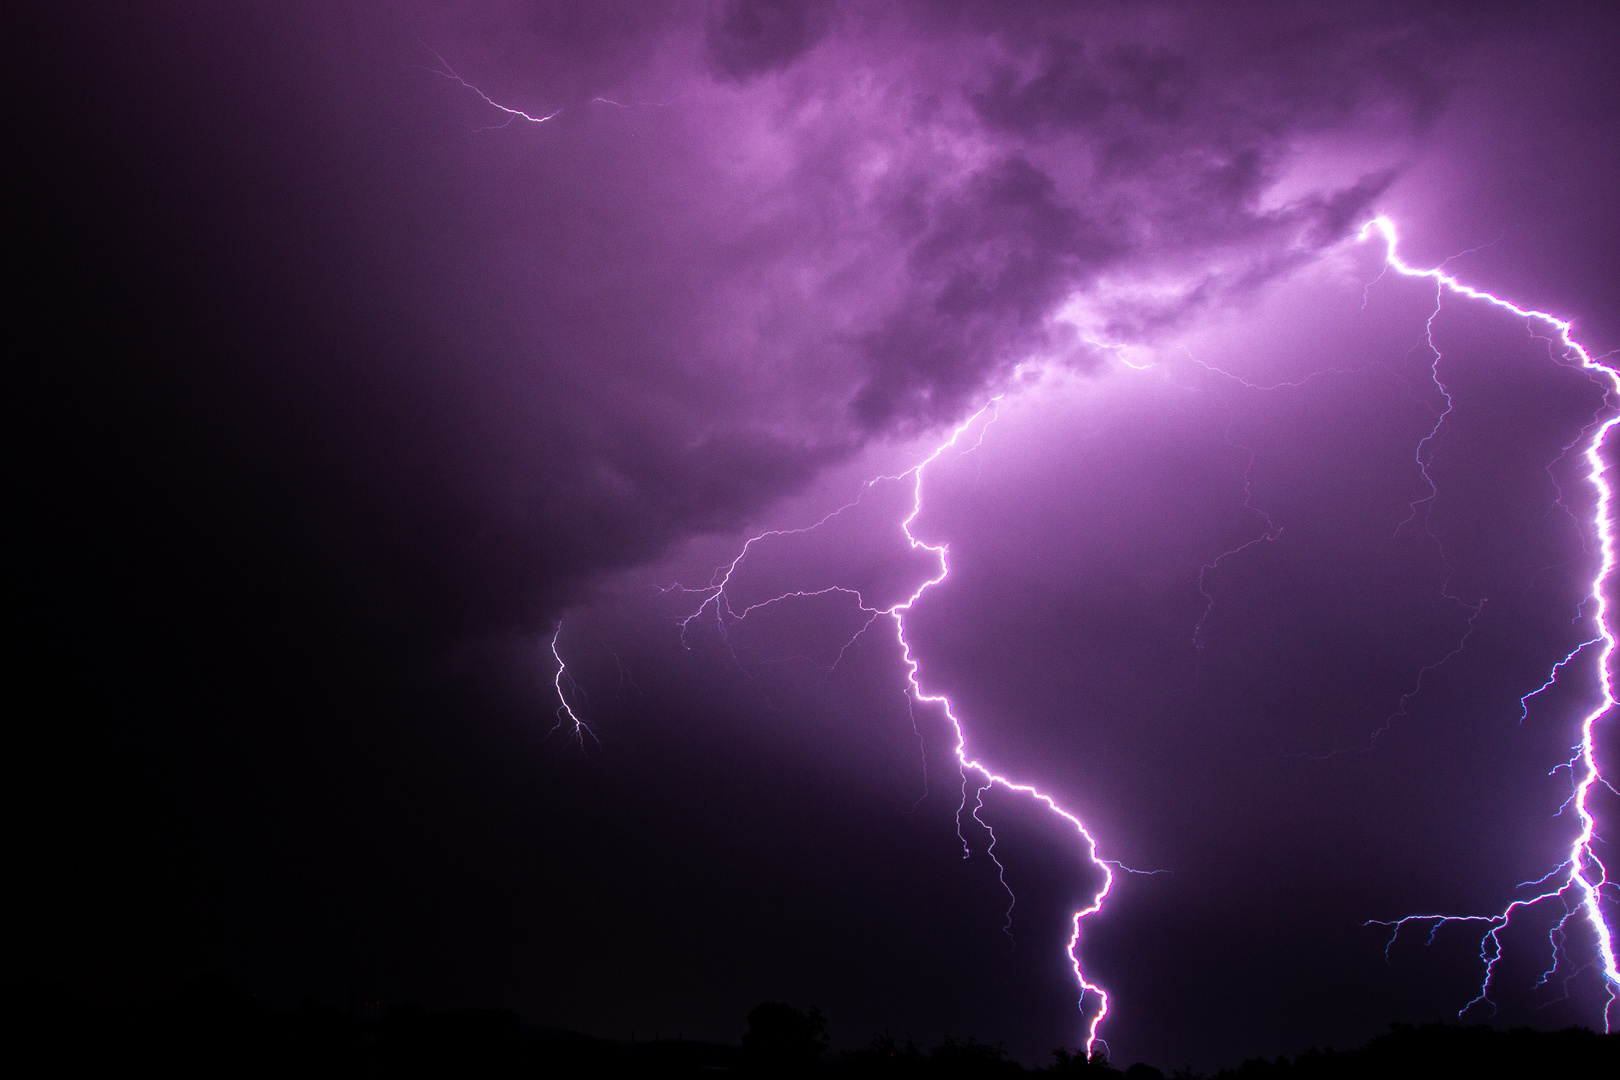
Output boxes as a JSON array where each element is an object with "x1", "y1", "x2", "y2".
[{"x1": 13, "y1": 2, "x2": 1620, "y2": 1071}]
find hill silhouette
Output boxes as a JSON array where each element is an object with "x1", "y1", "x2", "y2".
[{"x1": 12, "y1": 976, "x2": 1617, "y2": 1077}]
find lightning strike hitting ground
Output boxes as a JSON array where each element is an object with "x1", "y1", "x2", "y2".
[
  {"x1": 1355, "y1": 216, "x2": 1620, "y2": 1028},
  {"x1": 670, "y1": 403, "x2": 1118, "y2": 1057}
]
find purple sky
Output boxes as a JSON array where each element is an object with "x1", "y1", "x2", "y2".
[{"x1": 14, "y1": 1, "x2": 1620, "y2": 1070}]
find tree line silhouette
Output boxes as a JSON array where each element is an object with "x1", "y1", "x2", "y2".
[{"x1": 15, "y1": 975, "x2": 1617, "y2": 1077}]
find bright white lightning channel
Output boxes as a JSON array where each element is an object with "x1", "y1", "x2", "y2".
[
  {"x1": 1350, "y1": 216, "x2": 1619, "y2": 1028},
  {"x1": 666, "y1": 403, "x2": 1120, "y2": 1057}
]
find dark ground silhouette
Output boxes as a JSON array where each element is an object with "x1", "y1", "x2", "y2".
[{"x1": 12, "y1": 976, "x2": 1618, "y2": 1077}]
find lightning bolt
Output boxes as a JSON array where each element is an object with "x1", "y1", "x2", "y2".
[
  {"x1": 671, "y1": 401, "x2": 1118, "y2": 1057},
  {"x1": 421, "y1": 44, "x2": 561, "y2": 130},
  {"x1": 550, "y1": 623, "x2": 598, "y2": 748},
  {"x1": 1355, "y1": 216, "x2": 1619, "y2": 1028}
]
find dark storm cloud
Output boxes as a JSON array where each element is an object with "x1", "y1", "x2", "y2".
[
  {"x1": 359, "y1": 0, "x2": 1480, "y2": 622},
  {"x1": 967, "y1": 2, "x2": 1455, "y2": 142},
  {"x1": 706, "y1": 0, "x2": 835, "y2": 80},
  {"x1": 801, "y1": 1, "x2": 1449, "y2": 431},
  {"x1": 7, "y1": 0, "x2": 1481, "y2": 696},
  {"x1": 851, "y1": 156, "x2": 1117, "y2": 428}
]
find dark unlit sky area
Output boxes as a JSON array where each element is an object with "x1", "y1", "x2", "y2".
[{"x1": 12, "y1": 1, "x2": 1620, "y2": 1070}]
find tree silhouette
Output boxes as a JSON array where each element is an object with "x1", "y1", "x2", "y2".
[{"x1": 744, "y1": 1001, "x2": 831, "y2": 1071}]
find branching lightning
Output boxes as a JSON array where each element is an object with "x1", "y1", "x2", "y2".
[
  {"x1": 669, "y1": 401, "x2": 1118, "y2": 1056},
  {"x1": 1354, "y1": 216, "x2": 1619, "y2": 1028},
  {"x1": 550, "y1": 623, "x2": 598, "y2": 748},
  {"x1": 422, "y1": 45, "x2": 560, "y2": 130},
  {"x1": 536, "y1": 202, "x2": 1617, "y2": 1044}
]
